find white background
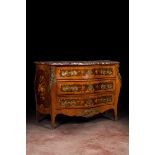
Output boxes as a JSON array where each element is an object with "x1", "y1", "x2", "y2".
[
  {"x1": 0, "y1": 0, "x2": 155, "y2": 154},
  {"x1": 0, "y1": 0, "x2": 26, "y2": 154},
  {"x1": 130, "y1": 0, "x2": 155, "y2": 154}
]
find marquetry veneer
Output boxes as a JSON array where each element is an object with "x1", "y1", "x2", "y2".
[{"x1": 34, "y1": 60, "x2": 121, "y2": 128}]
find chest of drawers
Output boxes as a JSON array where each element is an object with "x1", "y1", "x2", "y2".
[{"x1": 34, "y1": 60, "x2": 121, "y2": 128}]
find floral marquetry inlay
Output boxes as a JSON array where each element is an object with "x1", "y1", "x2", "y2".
[
  {"x1": 61, "y1": 82, "x2": 113, "y2": 92},
  {"x1": 60, "y1": 68, "x2": 113, "y2": 77},
  {"x1": 58, "y1": 95, "x2": 113, "y2": 108},
  {"x1": 35, "y1": 66, "x2": 51, "y2": 112}
]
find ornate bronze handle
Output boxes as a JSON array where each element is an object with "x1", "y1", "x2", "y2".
[{"x1": 80, "y1": 109, "x2": 100, "y2": 118}]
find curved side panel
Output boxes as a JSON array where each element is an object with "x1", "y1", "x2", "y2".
[{"x1": 34, "y1": 64, "x2": 51, "y2": 114}]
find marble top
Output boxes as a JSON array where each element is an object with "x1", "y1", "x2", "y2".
[{"x1": 34, "y1": 60, "x2": 119, "y2": 66}]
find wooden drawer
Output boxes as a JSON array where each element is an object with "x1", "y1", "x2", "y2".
[
  {"x1": 57, "y1": 79, "x2": 115, "y2": 95},
  {"x1": 55, "y1": 65, "x2": 116, "y2": 80},
  {"x1": 56, "y1": 93, "x2": 114, "y2": 109}
]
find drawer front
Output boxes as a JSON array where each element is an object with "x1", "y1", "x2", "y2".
[
  {"x1": 56, "y1": 93, "x2": 114, "y2": 109},
  {"x1": 57, "y1": 80, "x2": 115, "y2": 95},
  {"x1": 55, "y1": 65, "x2": 116, "y2": 80}
]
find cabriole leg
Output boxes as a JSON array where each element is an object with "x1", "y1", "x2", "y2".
[
  {"x1": 114, "y1": 107, "x2": 118, "y2": 121},
  {"x1": 51, "y1": 114, "x2": 56, "y2": 129}
]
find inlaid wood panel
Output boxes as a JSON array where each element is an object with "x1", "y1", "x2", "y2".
[
  {"x1": 57, "y1": 80, "x2": 115, "y2": 95},
  {"x1": 56, "y1": 93, "x2": 114, "y2": 109},
  {"x1": 55, "y1": 65, "x2": 116, "y2": 80},
  {"x1": 34, "y1": 65, "x2": 51, "y2": 114}
]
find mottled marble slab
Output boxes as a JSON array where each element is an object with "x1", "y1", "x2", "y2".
[{"x1": 34, "y1": 60, "x2": 119, "y2": 66}]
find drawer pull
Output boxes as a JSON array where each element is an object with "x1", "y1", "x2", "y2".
[{"x1": 80, "y1": 109, "x2": 99, "y2": 118}]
